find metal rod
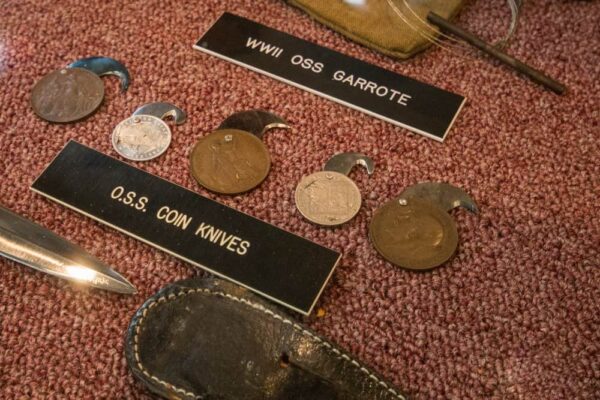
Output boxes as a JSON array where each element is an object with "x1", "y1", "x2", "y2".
[{"x1": 427, "y1": 12, "x2": 566, "y2": 95}]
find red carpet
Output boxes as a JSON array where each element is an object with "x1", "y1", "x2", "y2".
[{"x1": 0, "y1": 0, "x2": 598, "y2": 398}]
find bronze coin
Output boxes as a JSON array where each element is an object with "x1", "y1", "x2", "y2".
[
  {"x1": 190, "y1": 129, "x2": 271, "y2": 194},
  {"x1": 31, "y1": 67, "x2": 104, "y2": 123},
  {"x1": 369, "y1": 199, "x2": 458, "y2": 270}
]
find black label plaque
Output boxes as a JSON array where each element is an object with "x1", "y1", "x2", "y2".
[
  {"x1": 31, "y1": 141, "x2": 341, "y2": 315},
  {"x1": 194, "y1": 12, "x2": 466, "y2": 141}
]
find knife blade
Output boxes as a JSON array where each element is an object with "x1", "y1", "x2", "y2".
[{"x1": 0, "y1": 205, "x2": 136, "y2": 294}]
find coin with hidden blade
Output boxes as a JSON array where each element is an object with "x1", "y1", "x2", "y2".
[
  {"x1": 31, "y1": 56, "x2": 130, "y2": 123},
  {"x1": 112, "y1": 102, "x2": 186, "y2": 161},
  {"x1": 369, "y1": 198, "x2": 458, "y2": 270},
  {"x1": 31, "y1": 68, "x2": 104, "y2": 123},
  {"x1": 295, "y1": 153, "x2": 374, "y2": 226},
  {"x1": 190, "y1": 129, "x2": 270, "y2": 194},
  {"x1": 295, "y1": 171, "x2": 362, "y2": 226},
  {"x1": 190, "y1": 110, "x2": 289, "y2": 194}
]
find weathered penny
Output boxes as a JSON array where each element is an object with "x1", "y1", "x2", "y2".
[
  {"x1": 190, "y1": 129, "x2": 271, "y2": 194},
  {"x1": 112, "y1": 115, "x2": 171, "y2": 161},
  {"x1": 295, "y1": 171, "x2": 362, "y2": 226},
  {"x1": 31, "y1": 68, "x2": 104, "y2": 123},
  {"x1": 369, "y1": 199, "x2": 458, "y2": 270}
]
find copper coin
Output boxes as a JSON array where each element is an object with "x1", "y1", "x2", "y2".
[
  {"x1": 369, "y1": 199, "x2": 458, "y2": 270},
  {"x1": 295, "y1": 171, "x2": 362, "y2": 226},
  {"x1": 31, "y1": 68, "x2": 104, "y2": 123},
  {"x1": 190, "y1": 129, "x2": 271, "y2": 194}
]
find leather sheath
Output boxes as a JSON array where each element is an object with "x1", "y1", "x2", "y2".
[{"x1": 125, "y1": 278, "x2": 408, "y2": 400}]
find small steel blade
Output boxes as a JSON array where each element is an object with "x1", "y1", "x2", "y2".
[
  {"x1": 399, "y1": 182, "x2": 479, "y2": 214},
  {"x1": 217, "y1": 110, "x2": 289, "y2": 138}
]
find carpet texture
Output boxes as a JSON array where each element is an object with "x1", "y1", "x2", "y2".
[{"x1": 0, "y1": 0, "x2": 598, "y2": 399}]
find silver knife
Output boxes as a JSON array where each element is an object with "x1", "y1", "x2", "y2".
[{"x1": 0, "y1": 205, "x2": 136, "y2": 294}]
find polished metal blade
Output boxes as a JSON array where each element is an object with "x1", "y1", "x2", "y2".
[
  {"x1": 399, "y1": 182, "x2": 479, "y2": 214},
  {"x1": 0, "y1": 206, "x2": 136, "y2": 294},
  {"x1": 324, "y1": 152, "x2": 375, "y2": 176},
  {"x1": 133, "y1": 102, "x2": 187, "y2": 125},
  {"x1": 68, "y1": 56, "x2": 131, "y2": 92},
  {"x1": 217, "y1": 110, "x2": 290, "y2": 138}
]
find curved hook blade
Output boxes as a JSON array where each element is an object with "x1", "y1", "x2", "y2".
[
  {"x1": 323, "y1": 152, "x2": 375, "y2": 176},
  {"x1": 133, "y1": 102, "x2": 187, "y2": 124},
  {"x1": 400, "y1": 182, "x2": 479, "y2": 214},
  {"x1": 68, "y1": 56, "x2": 131, "y2": 92},
  {"x1": 217, "y1": 110, "x2": 289, "y2": 139}
]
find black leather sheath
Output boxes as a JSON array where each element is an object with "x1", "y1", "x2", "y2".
[{"x1": 125, "y1": 278, "x2": 408, "y2": 400}]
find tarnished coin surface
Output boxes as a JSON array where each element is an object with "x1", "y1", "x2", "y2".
[
  {"x1": 112, "y1": 115, "x2": 171, "y2": 161},
  {"x1": 31, "y1": 68, "x2": 104, "y2": 123},
  {"x1": 369, "y1": 199, "x2": 458, "y2": 270},
  {"x1": 190, "y1": 129, "x2": 271, "y2": 194},
  {"x1": 295, "y1": 171, "x2": 362, "y2": 226}
]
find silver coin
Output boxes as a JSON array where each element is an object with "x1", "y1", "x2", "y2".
[
  {"x1": 295, "y1": 171, "x2": 362, "y2": 226},
  {"x1": 112, "y1": 115, "x2": 171, "y2": 161}
]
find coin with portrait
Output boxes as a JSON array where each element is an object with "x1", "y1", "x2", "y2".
[
  {"x1": 369, "y1": 199, "x2": 458, "y2": 270},
  {"x1": 190, "y1": 129, "x2": 271, "y2": 195},
  {"x1": 31, "y1": 68, "x2": 104, "y2": 123},
  {"x1": 112, "y1": 115, "x2": 171, "y2": 161}
]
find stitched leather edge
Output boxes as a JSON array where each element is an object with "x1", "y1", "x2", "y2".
[{"x1": 131, "y1": 287, "x2": 407, "y2": 400}]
